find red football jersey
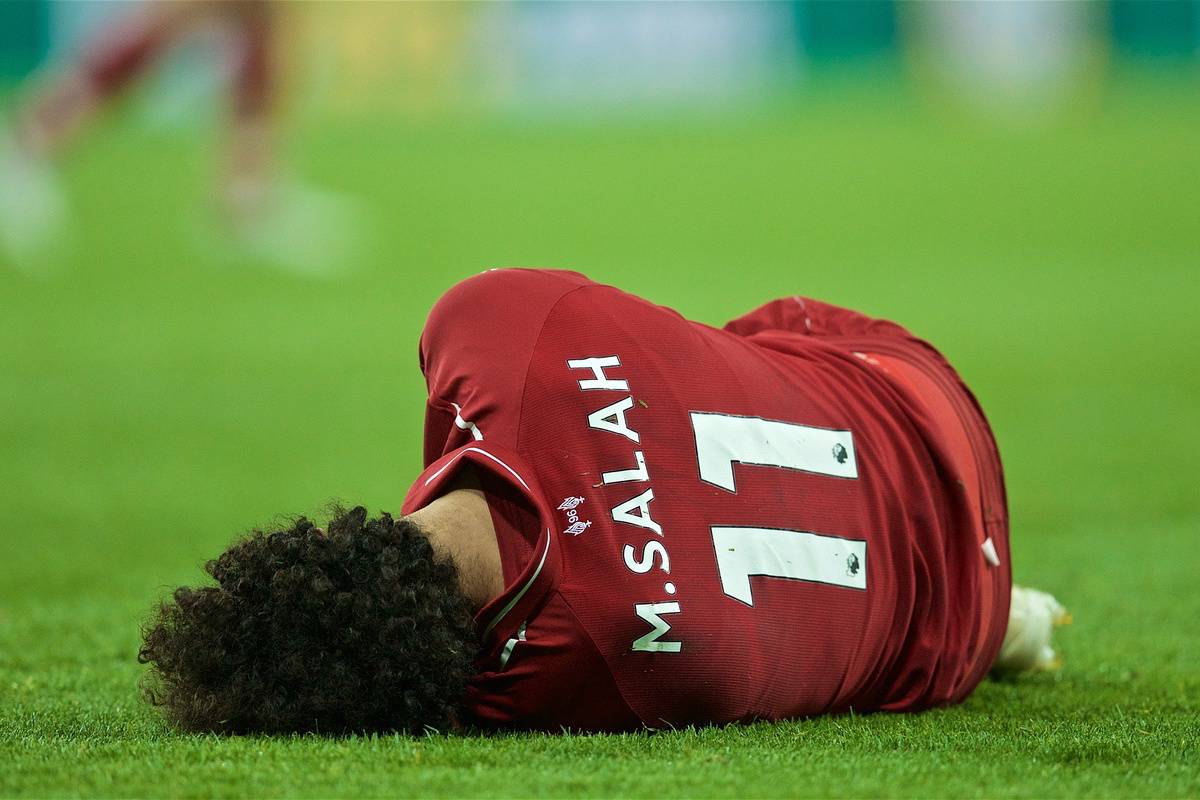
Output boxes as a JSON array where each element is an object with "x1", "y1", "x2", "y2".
[{"x1": 401, "y1": 269, "x2": 1011, "y2": 731}]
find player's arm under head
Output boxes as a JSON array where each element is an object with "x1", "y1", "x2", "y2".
[{"x1": 138, "y1": 506, "x2": 479, "y2": 734}]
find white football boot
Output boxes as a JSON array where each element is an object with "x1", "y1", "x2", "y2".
[
  {"x1": 0, "y1": 129, "x2": 67, "y2": 275},
  {"x1": 223, "y1": 175, "x2": 368, "y2": 280},
  {"x1": 994, "y1": 585, "x2": 1071, "y2": 673}
]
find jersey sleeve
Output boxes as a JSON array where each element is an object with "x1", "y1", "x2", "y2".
[
  {"x1": 465, "y1": 594, "x2": 641, "y2": 732},
  {"x1": 418, "y1": 268, "x2": 594, "y2": 464}
]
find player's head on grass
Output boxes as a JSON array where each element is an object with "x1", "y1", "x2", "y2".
[{"x1": 138, "y1": 506, "x2": 478, "y2": 734}]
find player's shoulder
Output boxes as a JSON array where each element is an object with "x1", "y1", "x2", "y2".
[
  {"x1": 421, "y1": 268, "x2": 589, "y2": 348},
  {"x1": 419, "y1": 268, "x2": 599, "y2": 382},
  {"x1": 429, "y1": 268, "x2": 592, "y2": 322}
]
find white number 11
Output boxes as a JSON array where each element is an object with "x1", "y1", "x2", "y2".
[{"x1": 690, "y1": 412, "x2": 867, "y2": 606}]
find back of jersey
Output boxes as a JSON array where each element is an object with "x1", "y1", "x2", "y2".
[{"x1": 507, "y1": 280, "x2": 949, "y2": 726}]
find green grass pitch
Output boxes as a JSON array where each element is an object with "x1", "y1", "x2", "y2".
[{"x1": 1, "y1": 80, "x2": 1198, "y2": 798}]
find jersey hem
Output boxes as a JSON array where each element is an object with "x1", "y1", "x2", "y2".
[{"x1": 554, "y1": 589, "x2": 645, "y2": 730}]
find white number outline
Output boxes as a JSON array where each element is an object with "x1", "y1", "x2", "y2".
[
  {"x1": 691, "y1": 411, "x2": 867, "y2": 606},
  {"x1": 689, "y1": 411, "x2": 858, "y2": 492}
]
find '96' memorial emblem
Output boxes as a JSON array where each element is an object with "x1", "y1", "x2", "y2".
[{"x1": 558, "y1": 496, "x2": 592, "y2": 536}]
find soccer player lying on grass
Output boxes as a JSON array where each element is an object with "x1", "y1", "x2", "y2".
[{"x1": 140, "y1": 269, "x2": 1068, "y2": 734}]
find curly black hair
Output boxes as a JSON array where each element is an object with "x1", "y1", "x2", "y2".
[{"x1": 138, "y1": 506, "x2": 478, "y2": 735}]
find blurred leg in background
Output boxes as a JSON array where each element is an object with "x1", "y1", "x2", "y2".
[
  {"x1": 1, "y1": 0, "x2": 361, "y2": 277},
  {"x1": 218, "y1": 1, "x2": 363, "y2": 277}
]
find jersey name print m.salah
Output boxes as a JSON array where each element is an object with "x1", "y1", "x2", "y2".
[{"x1": 400, "y1": 268, "x2": 1010, "y2": 731}]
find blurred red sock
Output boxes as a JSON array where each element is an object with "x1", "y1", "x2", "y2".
[
  {"x1": 21, "y1": 10, "x2": 176, "y2": 154},
  {"x1": 232, "y1": 4, "x2": 275, "y2": 121},
  {"x1": 82, "y1": 13, "x2": 173, "y2": 98}
]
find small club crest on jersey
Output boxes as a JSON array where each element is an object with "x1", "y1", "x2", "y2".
[{"x1": 557, "y1": 496, "x2": 590, "y2": 536}]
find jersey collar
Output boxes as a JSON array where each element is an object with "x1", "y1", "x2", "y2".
[{"x1": 401, "y1": 443, "x2": 562, "y2": 646}]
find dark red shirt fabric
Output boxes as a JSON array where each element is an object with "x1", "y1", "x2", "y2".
[{"x1": 400, "y1": 268, "x2": 1010, "y2": 731}]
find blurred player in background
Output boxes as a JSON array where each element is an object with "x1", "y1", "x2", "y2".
[
  {"x1": 139, "y1": 269, "x2": 1069, "y2": 734},
  {"x1": 0, "y1": 0, "x2": 359, "y2": 276}
]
